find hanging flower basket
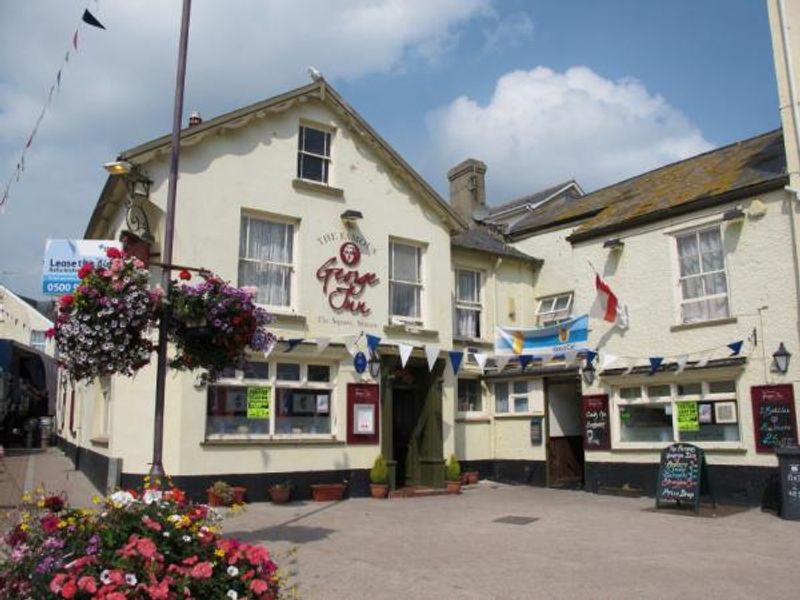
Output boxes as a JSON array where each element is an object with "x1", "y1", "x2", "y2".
[
  {"x1": 51, "y1": 248, "x2": 160, "y2": 381},
  {"x1": 166, "y1": 271, "x2": 275, "y2": 378}
]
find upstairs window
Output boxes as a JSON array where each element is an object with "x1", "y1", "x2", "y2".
[
  {"x1": 30, "y1": 330, "x2": 47, "y2": 352},
  {"x1": 676, "y1": 227, "x2": 729, "y2": 323},
  {"x1": 536, "y1": 292, "x2": 573, "y2": 327},
  {"x1": 297, "y1": 125, "x2": 331, "y2": 183},
  {"x1": 389, "y1": 241, "x2": 422, "y2": 320},
  {"x1": 238, "y1": 215, "x2": 294, "y2": 307},
  {"x1": 455, "y1": 269, "x2": 481, "y2": 338}
]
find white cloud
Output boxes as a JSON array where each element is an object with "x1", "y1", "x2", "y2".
[
  {"x1": 425, "y1": 66, "x2": 713, "y2": 202},
  {"x1": 0, "y1": 0, "x2": 491, "y2": 296},
  {"x1": 483, "y1": 12, "x2": 534, "y2": 51}
]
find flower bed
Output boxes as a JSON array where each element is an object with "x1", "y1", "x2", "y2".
[
  {"x1": 51, "y1": 248, "x2": 160, "y2": 381},
  {"x1": 0, "y1": 487, "x2": 286, "y2": 599}
]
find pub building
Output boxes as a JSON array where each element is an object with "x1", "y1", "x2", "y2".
[{"x1": 59, "y1": 13, "x2": 800, "y2": 503}]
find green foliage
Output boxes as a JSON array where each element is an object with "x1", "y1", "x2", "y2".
[
  {"x1": 445, "y1": 454, "x2": 461, "y2": 482},
  {"x1": 369, "y1": 454, "x2": 389, "y2": 484}
]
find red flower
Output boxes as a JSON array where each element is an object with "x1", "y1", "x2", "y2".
[
  {"x1": 58, "y1": 294, "x2": 75, "y2": 308},
  {"x1": 77, "y1": 263, "x2": 94, "y2": 279},
  {"x1": 40, "y1": 514, "x2": 60, "y2": 534},
  {"x1": 77, "y1": 576, "x2": 97, "y2": 594},
  {"x1": 250, "y1": 579, "x2": 269, "y2": 594},
  {"x1": 60, "y1": 578, "x2": 78, "y2": 599},
  {"x1": 136, "y1": 536, "x2": 159, "y2": 560},
  {"x1": 44, "y1": 494, "x2": 65, "y2": 512},
  {"x1": 189, "y1": 561, "x2": 213, "y2": 579},
  {"x1": 49, "y1": 573, "x2": 68, "y2": 594},
  {"x1": 106, "y1": 247, "x2": 122, "y2": 259},
  {"x1": 45, "y1": 327, "x2": 56, "y2": 339},
  {"x1": 179, "y1": 270, "x2": 192, "y2": 280},
  {"x1": 106, "y1": 592, "x2": 126, "y2": 600}
]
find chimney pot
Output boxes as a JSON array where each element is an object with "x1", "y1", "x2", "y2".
[{"x1": 188, "y1": 111, "x2": 203, "y2": 127}]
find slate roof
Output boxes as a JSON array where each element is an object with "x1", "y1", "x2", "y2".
[
  {"x1": 506, "y1": 129, "x2": 787, "y2": 242},
  {"x1": 485, "y1": 180, "x2": 581, "y2": 221},
  {"x1": 451, "y1": 226, "x2": 542, "y2": 265}
]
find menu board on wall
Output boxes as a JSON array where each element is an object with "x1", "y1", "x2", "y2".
[
  {"x1": 656, "y1": 443, "x2": 707, "y2": 512},
  {"x1": 751, "y1": 385, "x2": 799, "y2": 453},
  {"x1": 581, "y1": 395, "x2": 611, "y2": 450}
]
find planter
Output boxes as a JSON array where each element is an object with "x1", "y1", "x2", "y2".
[
  {"x1": 311, "y1": 483, "x2": 346, "y2": 502},
  {"x1": 207, "y1": 486, "x2": 247, "y2": 507},
  {"x1": 369, "y1": 483, "x2": 389, "y2": 499},
  {"x1": 446, "y1": 480, "x2": 462, "y2": 494},
  {"x1": 207, "y1": 491, "x2": 228, "y2": 507},
  {"x1": 464, "y1": 471, "x2": 479, "y2": 485},
  {"x1": 232, "y1": 486, "x2": 247, "y2": 504},
  {"x1": 269, "y1": 485, "x2": 291, "y2": 504}
]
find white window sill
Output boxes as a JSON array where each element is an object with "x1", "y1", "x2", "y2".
[
  {"x1": 456, "y1": 413, "x2": 490, "y2": 423},
  {"x1": 670, "y1": 316, "x2": 737, "y2": 332},
  {"x1": 384, "y1": 322, "x2": 438, "y2": 339},
  {"x1": 202, "y1": 435, "x2": 343, "y2": 446},
  {"x1": 494, "y1": 412, "x2": 545, "y2": 419},
  {"x1": 612, "y1": 441, "x2": 746, "y2": 452},
  {"x1": 292, "y1": 178, "x2": 344, "y2": 197},
  {"x1": 268, "y1": 312, "x2": 307, "y2": 325},
  {"x1": 453, "y1": 336, "x2": 493, "y2": 348}
]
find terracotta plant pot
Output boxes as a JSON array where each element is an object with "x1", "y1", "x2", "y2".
[
  {"x1": 232, "y1": 486, "x2": 247, "y2": 504},
  {"x1": 207, "y1": 486, "x2": 247, "y2": 507},
  {"x1": 269, "y1": 485, "x2": 291, "y2": 504},
  {"x1": 369, "y1": 483, "x2": 389, "y2": 499},
  {"x1": 465, "y1": 471, "x2": 479, "y2": 485},
  {"x1": 311, "y1": 483, "x2": 346, "y2": 502},
  {"x1": 207, "y1": 491, "x2": 224, "y2": 507},
  {"x1": 446, "y1": 480, "x2": 462, "y2": 494}
]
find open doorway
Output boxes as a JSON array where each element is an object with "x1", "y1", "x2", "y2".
[{"x1": 546, "y1": 378, "x2": 584, "y2": 488}]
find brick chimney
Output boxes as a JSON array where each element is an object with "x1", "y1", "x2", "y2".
[{"x1": 447, "y1": 158, "x2": 487, "y2": 225}]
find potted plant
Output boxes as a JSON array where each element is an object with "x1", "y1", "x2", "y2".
[
  {"x1": 207, "y1": 480, "x2": 246, "y2": 507},
  {"x1": 369, "y1": 454, "x2": 389, "y2": 499},
  {"x1": 445, "y1": 454, "x2": 462, "y2": 494},
  {"x1": 464, "y1": 470, "x2": 479, "y2": 485},
  {"x1": 310, "y1": 481, "x2": 347, "y2": 502},
  {"x1": 268, "y1": 481, "x2": 292, "y2": 504}
]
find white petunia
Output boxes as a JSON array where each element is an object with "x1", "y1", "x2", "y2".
[
  {"x1": 182, "y1": 535, "x2": 191, "y2": 542},
  {"x1": 162, "y1": 531, "x2": 170, "y2": 538},
  {"x1": 125, "y1": 573, "x2": 137, "y2": 586},
  {"x1": 227, "y1": 565, "x2": 239, "y2": 577},
  {"x1": 142, "y1": 489, "x2": 163, "y2": 505},
  {"x1": 226, "y1": 591, "x2": 238, "y2": 599},
  {"x1": 109, "y1": 490, "x2": 135, "y2": 507},
  {"x1": 100, "y1": 570, "x2": 111, "y2": 585}
]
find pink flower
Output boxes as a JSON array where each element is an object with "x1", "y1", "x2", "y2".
[
  {"x1": 50, "y1": 573, "x2": 68, "y2": 594},
  {"x1": 189, "y1": 561, "x2": 213, "y2": 579},
  {"x1": 60, "y1": 578, "x2": 78, "y2": 599},
  {"x1": 110, "y1": 258, "x2": 124, "y2": 273},
  {"x1": 106, "y1": 592, "x2": 127, "y2": 600},
  {"x1": 41, "y1": 514, "x2": 60, "y2": 534},
  {"x1": 133, "y1": 258, "x2": 145, "y2": 269},
  {"x1": 146, "y1": 578, "x2": 171, "y2": 599},
  {"x1": 77, "y1": 576, "x2": 97, "y2": 593},
  {"x1": 181, "y1": 555, "x2": 199, "y2": 566},
  {"x1": 244, "y1": 544, "x2": 270, "y2": 566},
  {"x1": 78, "y1": 263, "x2": 94, "y2": 279},
  {"x1": 142, "y1": 515, "x2": 162, "y2": 532},
  {"x1": 250, "y1": 579, "x2": 269, "y2": 594}
]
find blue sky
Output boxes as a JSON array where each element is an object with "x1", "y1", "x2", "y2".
[{"x1": 0, "y1": 1, "x2": 781, "y2": 297}]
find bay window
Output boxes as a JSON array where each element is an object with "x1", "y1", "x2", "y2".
[
  {"x1": 676, "y1": 227, "x2": 729, "y2": 324},
  {"x1": 238, "y1": 215, "x2": 294, "y2": 308}
]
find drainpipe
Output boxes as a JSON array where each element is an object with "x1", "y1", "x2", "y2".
[
  {"x1": 490, "y1": 257, "x2": 502, "y2": 461},
  {"x1": 777, "y1": 0, "x2": 800, "y2": 346}
]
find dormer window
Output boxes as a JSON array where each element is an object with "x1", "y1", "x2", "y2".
[{"x1": 297, "y1": 125, "x2": 331, "y2": 183}]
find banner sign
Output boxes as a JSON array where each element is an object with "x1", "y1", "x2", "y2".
[
  {"x1": 42, "y1": 239, "x2": 122, "y2": 295},
  {"x1": 677, "y1": 401, "x2": 699, "y2": 432},
  {"x1": 494, "y1": 314, "x2": 589, "y2": 356},
  {"x1": 246, "y1": 387, "x2": 271, "y2": 419}
]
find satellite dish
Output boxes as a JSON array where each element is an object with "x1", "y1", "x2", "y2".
[{"x1": 472, "y1": 205, "x2": 489, "y2": 222}]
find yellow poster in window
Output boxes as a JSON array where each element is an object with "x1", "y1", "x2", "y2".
[
  {"x1": 677, "y1": 401, "x2": 699, "y2": 432},
  {"x1": 247, "y1": 387, "x2": 271, "y2": 419}
]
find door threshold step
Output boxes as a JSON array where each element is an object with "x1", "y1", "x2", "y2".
[{"x1": 388, "y1": 485, "x2": 450, "y2": 498}]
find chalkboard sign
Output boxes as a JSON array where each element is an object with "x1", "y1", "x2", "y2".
[
  {"x1": 751, "y1": 385, "x2": 799, "y2": 453},
  {"x1": 656, "y1": 443, "x2": 712, "y2": 513},
  {"x1": 581, "y1": 395, "x2": 611, "y2": 450},
  {"x1": 777, "y1": 447, "x2": 800, "y2": 520}
]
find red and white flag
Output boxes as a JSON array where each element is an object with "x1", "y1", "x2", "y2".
[{"x1": 591, "y1": 274, "x2": 629, "y2": 330}]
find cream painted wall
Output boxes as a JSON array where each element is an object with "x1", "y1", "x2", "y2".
[{"x1": 0, "y1": 285, "x2": 54, "y2": 354}]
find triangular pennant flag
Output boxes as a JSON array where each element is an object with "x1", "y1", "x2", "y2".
[
  {"x1": 82, "y1": 9, "x2": 106, "y2": 29},
  {"x1": 727, "y1": 340, "x2": 743, "y2": 356},
  {"x1": 424, "y1": 344, "x2": 440, "y2": 372},
  {"x1": 343, "y1": 335, "x2": 359, "y2": 357},
  {"x1": 649, "y1": 357, "x2": 663, "y2": 375},
  {"x1": 449, "y1": 350, "x2": 464, "y2": 375},
  {"x1": 474, "y1": 352, "x2": 487, "y2": 374},
  {"x1": 696, "y1": 356, "x2": 709, "y2": 369},
  {"x1": 72, "y1": 30, "x2": 79, "y2": 51},
  {"x1": 519, "y1": 355, "x2": 533, "y2": 371},
  {"x1": 600, "y1": 353, "x2": 618, "y2": 370},
  {"x1": 494, "y1": 354, "x2": 511, "y2": 372},
  {"x1": 284, "y1": 338, "x2": 303, "y2": 352},
  {"x1": 366, "y1": 334, "x2": 381, "y2": 354},
  {"x1": 585, "y1": 350, "x2": 598, "y2": 365},
  {"x1": 675, "y1": 354, "x2": 689, "y2": 374},
  {"x1": 564, "y1": 349, "x2": 578, "y2": 366},
  {"x1": 264, "y1": 341, "x2": 275, "y2": 358},
  {"x1": 315, "y1": 337, "x2": 330, "y2": 354},
  {"x1": 623, "y1": 359, "x2": 635, "y2": 375},
  {"x1": 398, "y1": 343, "x2": 413, "y2": 368}
]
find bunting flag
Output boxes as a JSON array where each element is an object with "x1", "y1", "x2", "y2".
[
  {"x1": 649, "y1": 357, "x2": 663, "y2": 375},
  {"x1": 494, "y1": 354, "x2": 511, "y2": 372},
  {"x1": 424, "y1": 344, "x2": 440, "y2": 372},
  {"x1": 473, "y1": 352, "x2": 488, "y2": 374},
  {"x1": 564, "y1": 349, "x2": 578, "y2": 366},
  {"x1": 600, "y1": 353, "x2": 618, "y2": 370},
  {"x1": 675, "y1": 354, "x2": 689, "y2": 374},
  {"x1": 448, "y1": 351, "x2": 464, "y2": 375},
  {"x1": 518, "y1": 355, "x2": 533, "y2": 371},
  {"x1": 727, "y1": 340, "x2": 743, "y2": 356},
  {"x1": 284, "y1": 338, "x2": 303, "y2": 352},
  {"x1": 398, "y1": 343, "x2": 413, "y2": 368},
  {"x1": 315, "y1": 337, "x2": 330, "y2": 354},
  {"x1": 623, "y1": 359, "x2": 635, "y2": 375},
  {"x1": 1, "y1": 3, "x2": 106, "y2": 212},
  {"x1": 343, "y1": 335, "x2": 360, "y2": 356},
  {"x1": 366, "y1": 334, "x2": 381, "y2": 354},
  {"x1": 585, "y1": 350, "x2": 598, "y2": 365},
  {"x1": 696, "y1": 356, "x2": 709, "y2": 369},
  {"x1": 263, "y1": 341, "x2": 276, "y2": 359}
]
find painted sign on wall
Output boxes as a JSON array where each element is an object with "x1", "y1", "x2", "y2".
[
  {"x1": 316, "y1": 241, "x2": 379, "y2": 316},
  {"x1": 42, "y1": 239, "x2": 122, "y2": 295}
]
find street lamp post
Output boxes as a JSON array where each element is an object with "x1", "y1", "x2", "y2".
[{"x1": 149, "y1": 0, "x2": 192, "y2": 484}]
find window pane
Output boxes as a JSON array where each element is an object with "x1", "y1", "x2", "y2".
[
  {"x1": 681, "y1": 300, "x2": 708, "y2": 324},
  {"x1": 514, "y1": 396, "x2": 529, "y2": 413},
  {"x1": 677, "y1": 382, "x2": 701, "y2": 396},
  {"x1": 495, "y1": 383, "x2": 509, "y2": 413},
  {"x1": 206, "y1": 386, "x2": 269, "y2": 436},
  {"x1": 708, "y1": 296, "x2": 729, "y2": 319},
  {"x1": 391, "y1": 282, "x2": 420, "y2": 317},
  {"x1": 708, "y1": 381, "x2": 735, "y2": 394},
  {"x1": 308, "y1": 365, "x2": 330, "y2": 382},
  {"x1": 275, "y1": 388, "x2": 331, "y2": 434},
  {"x1": 681, "y1": 276, "x2": 704, "y2": 300},
  {"x1": 703, "y1": 272, "x2": 727, "y2": 295},
  {"x1": 513, "y1": 381, "x2": 527, "y2": 395},
  {"x1": 457, "y1": 271, "x2": 478, "y2": 302},
  {"x1": 554, "y1": 295, "x2": 571, "y2": 310},
  {"x1": 276, "y1": 363, "x2": 300, "y2": 381},
  {"x1": 619, "y1": 387, "x2": 641, "y2": 400},
  {"x1": 299, "y1": 154, "x2": 326, "y2": 182},
  {"x1": 619, "y1": 404, "x2": 673, "y2": 442},
  {"x1": 537, "y1": 297, "x2": 555, "y2": 313},
  {"x1": 301, "y1": 127, "x2": 329, "y2": 156},
  {"x1": 456, "y1": 308, "x2": 479, "y2": 338},
  {"x1": 392, "y1": 244, "x2": 419, "y2": 282},
  {"x1": 677, "y1": 234, "x2": 700, "y2": 276},
  {"x1": 647, "y1": 385, "x2": 671, "y2": 398},
  {"x1": 699, "y1": 229, "x2": 723, "y2": 270},
  {"x1": 458, "y1": 379, "x2": 482, "y2": 412},
  {"x1": 245, "y1": 219, "x2": 292, "y2": 263},
  {"x1": 239, "y1": 261, "x2": 291, "y2": 306},
  {"x1": 243, "y1": 362, "x2": 269, "y2": 379}
]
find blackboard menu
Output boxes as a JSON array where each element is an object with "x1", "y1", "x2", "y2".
[
  {"x1": 656, "y1": 443, "x2": 704, "y2": 511},
  {"x1": 751, "y1": 385, "x2": 799, "y2": 453},
  {"x1": 581, "y1": 395, "x2": 611, "y2": 450},
  {"x1": 777, "y1": 447, "x2": 800, "y2": 520}
]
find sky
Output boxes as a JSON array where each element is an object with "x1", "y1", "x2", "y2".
[{"x1": 0, "y1": 0, "x2": 780, "y2": 299}]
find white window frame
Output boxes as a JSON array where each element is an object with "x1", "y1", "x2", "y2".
[
  {"x1": 389, "y1": 240, "x2": 423, "y2": 323},
  {"x1": 30, "y1": 330, "x2": 47, "y2": 352},
  {"x1": 612, "y1": 380, "x2": 742, "y2": 450},
  {"x1": 493, "y1": 379, "x2": 544, "y2": 416},
  {"x1": 297, "y1": 124, "x2": 332, "y2": 184},
  {"x1": 457, "y1": 377, "x2": 484, "y2": 416},
  {"x1": 238, "y1": 214, "x2": 296, "y2": 310},
  {"x1": 674, "y1": 226, "x2": 731, "y2": 324},
  {"x1": 206, "y1": 361, "x2": 337, "y2": 441},
  {"x1": 536, "y1": 292, "x2": 573, "y2": 327},
  {"x1": 454, "y1": 268, "x2": 482, "y2": 339}
]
